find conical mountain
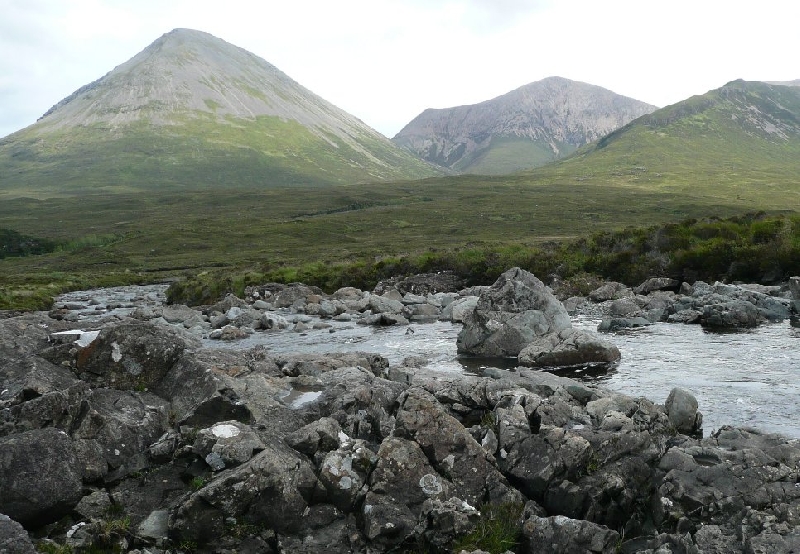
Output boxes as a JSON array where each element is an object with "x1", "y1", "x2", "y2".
[
  {"x1": 392, "y1": 76, "x2": 656, "y2": 175},
  {"x1": 0, "y1": 28, "x2": 440, "y2": 194}
]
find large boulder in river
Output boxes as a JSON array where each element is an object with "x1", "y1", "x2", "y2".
[
  {"x1": 457, "y1": 268, "x2": 572, "y2": 357},
  {"x1": 700, "y1": 300, "x2": 765, "y2": 328},
  {"x1": 518, "y1": 328, "x2": 621, "y2": 368}
]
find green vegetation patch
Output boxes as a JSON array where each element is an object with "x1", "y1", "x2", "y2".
[
  {"x1": 0, "y1": 228, "x2": 57, "y2": 258},
  {"x1": 451, "y1": 502, "x2": 525, "y2": 554}
]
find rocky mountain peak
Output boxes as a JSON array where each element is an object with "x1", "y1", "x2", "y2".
[
  {"x1": 392, "y1": 76, "x2": 657, "y2": 174},
  {"x1": 37, "y1": 28, "x2": 365, "y2": 138}
]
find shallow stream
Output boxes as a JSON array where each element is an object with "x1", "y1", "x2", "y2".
[{"x1": 56, "y1": 285, "x2": 800, "y2": 438}]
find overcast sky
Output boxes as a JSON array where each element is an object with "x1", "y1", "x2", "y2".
[{"x1": 1, "y1": 0, "x2": 798, "y2": 139}]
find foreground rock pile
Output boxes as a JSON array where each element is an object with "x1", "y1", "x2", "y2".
[{"x1": 1, "y1": 297, "x2": 799, "y2": 551}]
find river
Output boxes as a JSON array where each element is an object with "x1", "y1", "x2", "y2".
[{"x1": 56, "y1": 285, "x2": 800, "y2": 438}]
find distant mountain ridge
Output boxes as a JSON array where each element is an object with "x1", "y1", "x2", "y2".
[
  {"x1": 392, "y1": 77, "x2": 657, "y2": 175},
  {"x1": 0, "y1": 28, "x2": 439, "y2": 194}
]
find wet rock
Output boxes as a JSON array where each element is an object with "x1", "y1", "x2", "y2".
[
  {"x1": 0, "y1": 428, "x2": 83, "y2": 526},
  {"x1": 668, "y1": 309, "x2": 702, "y2": 324},
  {"x1": 518, "y1": 328, "x2": 621, "y2": 368},
  {"x1": 414, "y1": 496, "x2": 481, "y2": 550},
  {"x1": 273, "y1": 283, "x2": 324, "y2": 309},
  {"x1": 656, "y1": 426, "x2": 800, "y2": 550},
  {"x1": 562, "y1": 296, "x2": 587, "y2": 315},
  {"x1": 499, "y1": 425, "x2": 593, "y2": 499},
  {"x1": 403, "y1": 302, "x2": 440, "y2": 322},
  {"x1": 205, "y1": 293, "x2": 249, "y2": 315},
  {"x1": 669, "y1": 281, "x2": 791, "y2": 328},
  {"x1": 73, "y1": 489, "x2": 112, "y2": 520},
  {"x1": 664, "y1": 388, "x2": 702, "y2": 435},
  {"x1": 209, "y1": 324, "x2": 251, "y2": 340},
  {"x1": 318, "y1": 436, "x2": 376, "y2": 511},
  {"x1": 609, "y1": 297, "x2": 644, "y2": 318},
  {"x1": 445, "y1": 295, "x2": 479, "y2": 323},
  {"x1": 276, "y1": 506, "x2": 362, "y2": 553},
  {"x1": 137, "y1": 509, "x2": 170, "y2": 542},
  {"x1": 360, "y1": 312, "x2": 409, "y2": 326},
  {"x1": 394, "y1": 387, "x2": 520, "y2": 507},
  {"x1": 261, "y1": 312, "x2": 290, "y2": 329},
  {"x1": 285, "y1": 417, "x2": 342, "y2": 458},
  {"x1": 701, "y1": 300, "x2": 765, "y2": 328},
  {"x1": 0, "y1": 345, "x2": 80, "y2": 408},
  {"x1": 597, "y1": 317, "x2": 652, "y2": 332},
  {"x1": 367, "y1": 294, "x2": 405, "y2": 315}
]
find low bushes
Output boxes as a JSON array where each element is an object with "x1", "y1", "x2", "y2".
[{"x1": 167, "y1": 213, "x2": 800, "y2": 306}]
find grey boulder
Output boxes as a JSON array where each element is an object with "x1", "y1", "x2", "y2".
[
  {"x1": 0, "y1": 428, "x2": 83, "y2": 526},
  {"x1": 457, "y1": 267, "x2": 571, "y2": 357}
]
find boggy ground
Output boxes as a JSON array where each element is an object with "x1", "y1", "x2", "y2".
[{"x1": 1, "y1": 280, "x2": 800, "y2": 553}]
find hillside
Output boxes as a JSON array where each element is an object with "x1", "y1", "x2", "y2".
[
  {"x1": 542, "y1": 79, "x2": 800, "y2": 194},
  {"x1": 392, "y1": 76, "x2": 656, "y2": 175},
  {"x1": 0, "y1": 28, "x2": 439, "y2": 196}
]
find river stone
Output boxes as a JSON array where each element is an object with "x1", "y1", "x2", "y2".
[
  {"x1": 597, "y1": 317, "x2": 652, "y2": 332},
  {"x1": 665, "y1": 388, "x2": 702, "y2": 435},
  {"x1": 367, "y1": 294, "x2": 404, "y2": 315},
  {"x1": 518, "y1": 328, "x2": 621, "y2": 368},
  {"x1": 273, "y1": 284, "x2": 324, "y2": 308},
  {"x1": 701, "y1": 300, "x2": 765, "y2": 328},
  {"x1": 0, "y1": 428, "x2": 83, "y2": 526},
  {"x1": 447, "y1": 295, "x2": 479, "y2": 323},
  {"x1": 609, "y1": 297, "x2": 643, "y2": 317},
  {"x1": 588, "y1": 281, "x2": 632, "y2": 302},
  {"x1": 634, "y1": 277, "x2": 680, "y2": 295},
  {"x1": 457, "y1": 267, "x2": 572, "y2": 357}
]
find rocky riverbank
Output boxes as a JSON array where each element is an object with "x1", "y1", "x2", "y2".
[{"x1": 1, "y1": 269, "x2": 800, "y2": 553}]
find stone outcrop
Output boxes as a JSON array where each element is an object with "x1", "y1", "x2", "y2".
[{"x1": 458, "y1": 268, "x2": 620, "y2": 367}]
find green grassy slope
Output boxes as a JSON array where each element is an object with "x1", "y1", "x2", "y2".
[
  {"x1": 537, "y1": 80, "x2": 800, "y2": 198},
  {"x1": 0, "y1": 114, "x2": 440, "y2": 197}
]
